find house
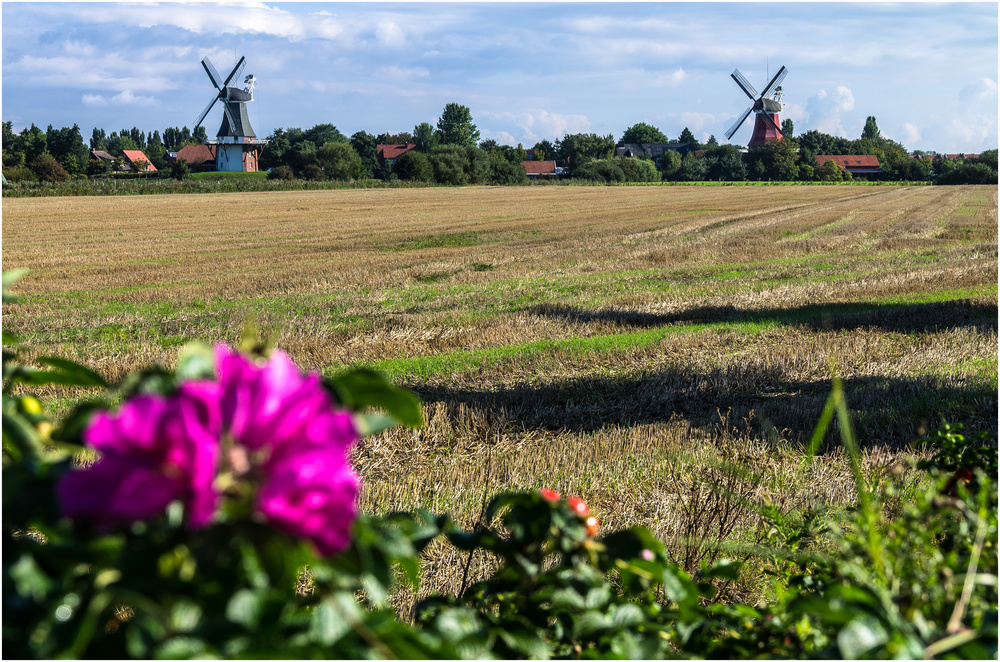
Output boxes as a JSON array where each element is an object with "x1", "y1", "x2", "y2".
[
  {"x1": 377, "y1": 143, "x2": 418, "y2": 167},
  {"x1": 521, "y1": 160, "x2": 558, "y2": 179},
  {"x1": 940, "y1": 153, "x2": 979, "y2": 161},
  {"x1": 171, "y1": 144, "x2": 217, "y2": 172},
  {"x1": 814, "y1": 155, "x2": 881, "y2": 178},
  {"x1": 121, "y1": 150, "x2": 157, "y2": 173},
  {"x1": 615, "y1": 142, "x2": 696, "y2": 165}
]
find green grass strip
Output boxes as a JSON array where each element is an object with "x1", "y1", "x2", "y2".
[{"x1": 354, "y1": 285, "x2": 997, "y2": 382}]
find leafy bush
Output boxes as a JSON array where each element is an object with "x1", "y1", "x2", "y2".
[
  {"x1": 393, "y1": 151, "x2": 434, "y2": 183},
  {"x1": 29, "y1": 153, "x2": 70, "y2": 183},
  {"x1": 267, "y1": 165, "x2": 295, "y2": 181},
  {"x1": 2, "y1": 269, "x2": 997, "y2": 659}
]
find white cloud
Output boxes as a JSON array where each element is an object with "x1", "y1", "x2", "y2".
[
  {"x1": 652, "y1": 67, "x2": 688, "y2": 88},
  {"x1": 478, "y1": 109, "x2": 591, "y2": 144},
  {"x1": 942, "y1": 78, "x2": 999, "y2": 151},
  {"x1": 899, "y1": 122, "x2": 922, "y2": 146},
  {"x1": 375, "y1": 21, "x2": 406, "y2": 47},
  {"x1": 804, "y1": 86, "x2": 856, "y2": 136},
  {"x1": 374, "y1": 65, "x2": 430, "y2": 81},
  {"x1": 82, "y1": 90, "x2": 157, "y2": 107}
]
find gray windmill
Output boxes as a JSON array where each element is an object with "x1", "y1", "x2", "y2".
[
  {"x1": 193, "y1": 55, "x2": 264, "y2": 171},
  {"x1": 724, "y1": 65, "x2": 787, "y2": 147}
]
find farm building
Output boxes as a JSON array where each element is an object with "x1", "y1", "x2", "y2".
[
  {"x1": 521, "y1": 160, "x2": 559, "y2": 179},
  {"x1": 814, "y1": 155, "x2": 881, "y2": 178},
  {"x1": 170, "y1": 144, "x2": 218, "y2": 172},
  {"x1": 121, "y1": 150, "x2": 157, "y2": 173},
  {"x1": 377, "y1": 143, "x2": 418, "y2": 167}
]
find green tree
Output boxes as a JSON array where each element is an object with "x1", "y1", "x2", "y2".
[
  {"x1": 531, "y1": 140, "x2": 555, "y2": 161},
  {"x1": 677, "y1": 127, "x2": 699, "y2": 149},
  {"x1": 703, "y1": 144, "x2": 745, "y2": 181},
  {"x1": 105, "y1": 132, "x2": 138, "y2": 155},
  {"x1": 862, "y1": 116, "x2": 880, "y2": 141},
  {"x1": 677, "y1": 152, "x2": 707, "y2": 181},
  {"x1": 350, "y1": 131, "x2": 379, "y2": 178},
  {"x1": 260, "y1": 128, "x2": 292, "y2": 170},
  {"x1": 90, "y1": 127, "x2": 107, "y2": 151},
  {"x1": 705, "y1": 134, "x2": 719, "y2": 147},
  {"x1": 483, "y1": 149, "x2": 528, "y2": 185},
  {"x1": 436, "y1": 103, "x2": 480, "y2": 148},
  {"x1": 145, "y1": 130, "x2": 166, "y2": 170},
  {"x1": 316, "y1": 141, "x2": 364, "y2": 180},
  {"x1": 170, "y1": 157, "x2": 189, "y2": 181},
  {"x1": 429, "y1": 144, "x2": 470, "y2": 184},
  {"x1": 781, "y1": 118, "x2": 794, "y2": 138},
  {"x1": 746, "y1": 137, "x2": 799, "y2": 180},
  {"x1": 659, "y1": 150, "x2": 683, "y2": 180},
  {"x1": 413, "y1": 122, "x2": 439, "y2": 153},
  {"x1": 620, "y1": 122, "x2": 668, "y2": 145},
  {"x1": 797, "y1": 130, "x2": 851, "y2": 156},
  {"x1": 478, "y1": 138, "x2": 500, "y2": 151},
  {"x1": 376, "y1": 131, "x2": 414, "y2": 144},
  {"x1": 304, "y1": 124, "x2": 348, "y2": 147},
  {"x1": 14, "y1": 124, "x2": 47, "y2": 164},
  {"x1": 393, "y1": 150, "x2": 434, "y2": 182},
  {"x1": 29, "y1": 153, "x2": 70, "y2": 182},
  {"x1": 574, "y1": 159, "x2": 625, "y2": 183},
  {"x1": 555, "y1": 133, "x2": 615, "y2": 173},
  {"x1": 615, "y1": 156, "x2": 660, "y2": 182},
  {"x1": 817, "y1": 158, "x2": 847, "y2": 181}
]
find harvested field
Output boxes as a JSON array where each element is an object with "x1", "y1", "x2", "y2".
[{"x1": 3, "y1": 184, "x2": 997, "y2": 607}]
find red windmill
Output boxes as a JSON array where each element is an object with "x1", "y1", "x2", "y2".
[{"x1": 724, "y1": 65, "x2": 787, "y2": 147}]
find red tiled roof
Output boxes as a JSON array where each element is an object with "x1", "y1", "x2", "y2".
[
  {"x1": 522, "y1": 160, "x2": 556, "y2": 175},
  {"x1": 121, "y1": 150, "x2": 157, "y2": 171},
  {"x1": 815, "y1": 154, "x2": 880, "y2": 168},
  {"x1": 175, "y1": 144, "x2": 216, "y2": 166},
  {"x1": 377, "y1": 144, "x2": 418, "y2": 160}
]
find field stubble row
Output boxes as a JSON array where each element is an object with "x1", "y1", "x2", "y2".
[{"x1": 3, "y1": 184, "x2": 997, "y2": 606}]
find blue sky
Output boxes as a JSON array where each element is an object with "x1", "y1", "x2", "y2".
[{"x1": 2, "y1": 2, "x2": 997, "y2": 153}]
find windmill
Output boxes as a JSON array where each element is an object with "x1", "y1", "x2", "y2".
[
  {"x1": 724, "y1": 65, "x2": 787, "y2": 147},
  {"x1": 193, "y1": 55, "x2": 264, "y2": 171}
]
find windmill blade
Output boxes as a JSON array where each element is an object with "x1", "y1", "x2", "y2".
[
  {"x1": 731, "y1": 69, "x2": 759, "y2": 100},
  {"x1": 223, "y1": 56, "x2": 246, "y2": 88},
  {"x1": 193, "y1": 95, "x2": 218, "y2": 129},
  {"x1": 760, "y1": 111, "x2": 782, "y2": 134},
  {"x1": 220, "y1": 102, "x2": 239, "y2": 135},
  {"x1": 724, "y1": 106, "x2": 754, "y2": 140},
  {"x1": 760, "y1": 66, "x2": 788, "y2": 99},
  {"x1": 202, "y1": 57, "x2": 224, "y2": 90}
]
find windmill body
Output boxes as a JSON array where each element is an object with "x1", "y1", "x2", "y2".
[
  {"x1": 725, "y1": 66, "x2": 787, "y2": 147},
  {"x1": 193, "y1": 55, "x2": 267, "y2": 172}
]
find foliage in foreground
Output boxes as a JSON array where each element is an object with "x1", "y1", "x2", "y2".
[{"x1": 2, "y1": 269, "x2": 997, "y2": 659}]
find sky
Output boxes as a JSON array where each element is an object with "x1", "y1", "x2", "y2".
[{"x1": 2, "y1": 2, "x2": 998, "y2": 154}]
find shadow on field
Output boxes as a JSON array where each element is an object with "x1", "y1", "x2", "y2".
[
  {"x1": 410, "y1": 365, "x2": 997, "y2": 450},
  {"x1": 527, "y1": 298, "x2": 998, "y2": 335}
]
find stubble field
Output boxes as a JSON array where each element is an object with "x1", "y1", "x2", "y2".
[{"x1": 3, "y1": 184, "x2": 997, "y2": 607}]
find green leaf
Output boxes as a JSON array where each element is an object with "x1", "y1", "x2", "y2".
[
  {"x1": 2, "y1": 268, "x2": 29, "y2": 302},
  {"x1": 226, "y1": 589, "x2": 266, "y2": 628},
  {"x1": 310, "y1": 600, "x2": 351, "y2": 646},
  {"x1": 330, "y1": 368, "x2": 423, "y2": 427},
  {"x1": 837, "y1": 614, "x2": 889, "y2": 659},
  {"x1": 35, "y1": 356, "x2": 109, "y2": 387},
  {"x1": 176, "y1": 341, "x2": 216, "y2": 381}
]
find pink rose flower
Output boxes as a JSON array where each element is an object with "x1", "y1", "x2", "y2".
[
  {"x1": 255, "y1": 415, "x2": 360, "y2": 556},
  {"x1": 58, "y1": 382, "x2": 221, "y2": 529},
  {"x1": 215, "y1": 345, "x2": 336, "y2": 459}
]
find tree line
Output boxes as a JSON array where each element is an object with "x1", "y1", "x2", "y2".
[{"x1": 3, "y1": 105, "x2": 996, "y2": 186}]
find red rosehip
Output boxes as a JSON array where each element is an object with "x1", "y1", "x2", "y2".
[
  {"x1": 567, "y1": 496, "x2": 589, "y2": 516},
  {"x1": 585, "y1": 516, "x2": 600, "y2": 537},
  {"x1": 539, "y1": 488, "x2": 560, "y2": 501}
]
